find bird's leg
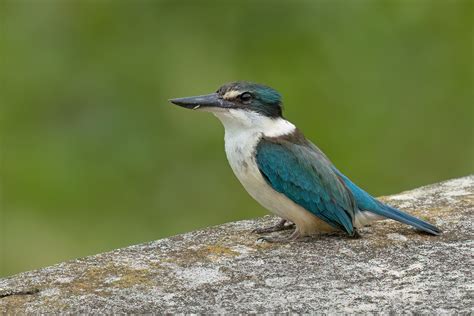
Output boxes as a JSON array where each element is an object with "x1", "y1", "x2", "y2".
[
  {"x1": 257, "y1": 229, "x2": 301, "y2": 243},
  {"x1": 350, "y1": 228, "x2": 362, "y2": 239},
  {"x1": 252, "y1": 218, "x2": 295, "y2": 234}
]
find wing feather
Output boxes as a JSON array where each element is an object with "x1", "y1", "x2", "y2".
[{"x1": 256, "y1": 136, "x2": 357, "y2": 234}]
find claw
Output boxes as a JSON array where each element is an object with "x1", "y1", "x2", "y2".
[
  {"x1": 349, "y1": 228, "x2": 362, "y2": 239},
  {"x1": 256, "y1": 229, "x2": 301, "y2": 243},
  {"x1": 252, "y1": 219, "x2": 295, "y2": 234}
]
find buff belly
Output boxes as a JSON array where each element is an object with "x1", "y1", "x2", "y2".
[
  {"x1": 217, "y1": 110, "x2": 338, "y2": 236},
  {"x1": 227, "y1": 146, "x2": 336, "y2": 236}
]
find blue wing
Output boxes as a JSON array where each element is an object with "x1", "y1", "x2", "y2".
[{"x1": 256, "y1": 135, "x2": 357, "y2": 235}]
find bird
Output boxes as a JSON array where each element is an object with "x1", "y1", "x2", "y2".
[{"x1": 169, "y1": 81, "x2": 441, "y2": 242}]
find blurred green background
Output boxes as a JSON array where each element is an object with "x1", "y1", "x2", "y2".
[{"x1": 1, "y1": 0, "x2": 473, "y2": 277}]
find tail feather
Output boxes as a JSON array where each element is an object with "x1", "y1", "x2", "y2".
[
  {"x1": 370, "y1": 201, "x2": 441, "y2": 235},
  {"x1": 332, "y1": 168, "x2": 441, "y2": 235}
]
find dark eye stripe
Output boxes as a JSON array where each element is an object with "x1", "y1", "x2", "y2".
[{"x1": 240, "y1": 92, "x2": 252, "y2": 101}]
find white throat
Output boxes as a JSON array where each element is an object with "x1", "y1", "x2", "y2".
[
  {"x1": 213, "y1": 108, "x2": 295, "y2": 201},
  {"x1": 213, "y1": 109, "x2": 295, "y2": 139}
]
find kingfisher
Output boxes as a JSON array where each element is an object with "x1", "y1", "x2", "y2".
[{"x1": 170, "y1": 81, "x2": 441, "y2": 242}]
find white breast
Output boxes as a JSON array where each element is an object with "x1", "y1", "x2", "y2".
[{"x1": 213, "y1": 109, "x2": 335, "y2": 235}]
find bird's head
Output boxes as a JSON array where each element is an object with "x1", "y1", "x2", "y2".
[{"x1": 170, "y1": 81, "x2": 283, "y2": 118}]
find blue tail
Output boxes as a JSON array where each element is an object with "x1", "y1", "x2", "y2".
[
  {"x1": 333, "y1": 168, "x2": 441, "y2": 235},
  {"x1": 370, "y1": 200, "x2": 441, "y2": 235}
]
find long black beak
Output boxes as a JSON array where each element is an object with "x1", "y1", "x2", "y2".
[{"x1": 169, "y1": 93, "x2": 229, "y2": 110}]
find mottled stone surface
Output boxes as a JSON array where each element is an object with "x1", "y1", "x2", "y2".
[{"x1": 1, "y1": 176, "x2": 473, "y2": 313}]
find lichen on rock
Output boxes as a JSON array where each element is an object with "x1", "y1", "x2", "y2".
[{"x1": 1, "y1": 176, "x2": 473, "y2": 313}]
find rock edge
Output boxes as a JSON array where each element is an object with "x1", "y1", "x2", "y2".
[{"x1": 1, "y1": 176, "x2": 473, "y2": 313}]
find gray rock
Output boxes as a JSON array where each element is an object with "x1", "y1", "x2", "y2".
[{"x1": 1, "y1": 176, "x2": 473, "y2": 313}]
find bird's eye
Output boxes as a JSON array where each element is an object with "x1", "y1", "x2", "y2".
[{"x1": 239, "y1": 92, "x2": 252, "y2": 102}]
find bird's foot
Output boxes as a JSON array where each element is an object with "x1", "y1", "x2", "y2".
[
  {"x1": 257, "y1": 229, "x2": 301, "y2": 243},
  {"x1": 252, "y1": 219, "x2": 295, "y2": 234},
  {"x1": 350, "y1": 228, "x2": 362, "y2": 239}
]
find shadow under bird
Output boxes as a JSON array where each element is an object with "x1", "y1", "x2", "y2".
[{"x1": 170, "y1": 81, "x2": 441, "y2": 242}]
